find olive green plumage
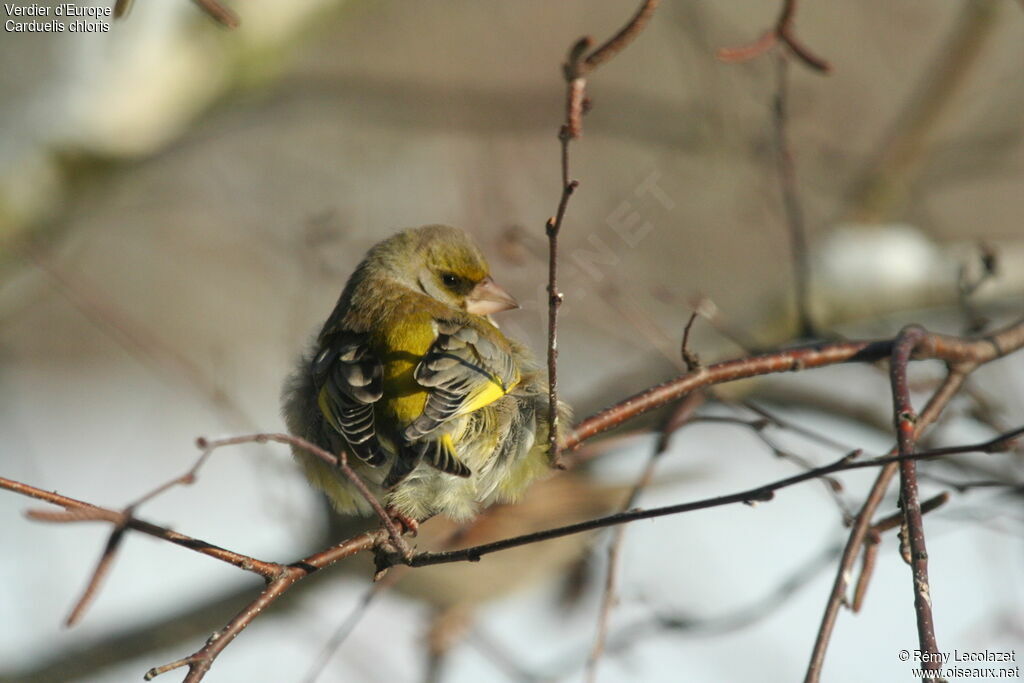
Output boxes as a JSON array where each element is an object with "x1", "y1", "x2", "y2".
[{"x1": 282, "y1": 225, "x2": 569, "y2": 522}]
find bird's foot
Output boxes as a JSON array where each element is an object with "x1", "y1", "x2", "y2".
[{"x1": 385, "y1": 507, "x2": 419, "y2": 536}]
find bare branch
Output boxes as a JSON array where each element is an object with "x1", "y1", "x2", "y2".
[
  {"x1": 2, "y1": 476, "x2": 282, "y2": 578},
  {"x1": 565, "y1": 318, "x2": 1024, "y2": 450},
  {"x1": 384, "y1": 425, "x2": 1023, "y2": 572},
  {"x1": 546, "y1": 0, "x2": 661, "y2": 468},
  {"x1": 889, "y1": 326, "x2": 941, "y2": 679},
  {"x1": 143, "y1": 529, "x2": 382, "y2": 682},
  {"x1": 772, "y1": 55, "x2": 816, "y2": 337},
  {"x1": 804, "y1": 367, "x2": 970, "y2": 682},
  {"x1": 581, "y1": 0, "x2": 660, "y2": 71},
  {"x1": 113, "y1": 0, "x2": 239, "y2": 27},
  {"x1": 717, "y1": 0, "x2": 831, "y2": 73}
]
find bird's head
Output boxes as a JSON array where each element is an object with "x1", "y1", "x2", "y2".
[{"x1": 374, "y1": 225, "x2": 519, "y2": 315}]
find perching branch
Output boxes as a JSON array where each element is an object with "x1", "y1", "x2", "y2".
[
  {"x1": 5, "y1": 318, "x2": 1024, "y2": 681},
  {"x1": 383, "y1": 424, "x2": 1024, "y2": 571}
]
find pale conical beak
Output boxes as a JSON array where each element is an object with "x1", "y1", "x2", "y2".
[{"x1": 466, "y1": 277, "x2": 519, "y2": 315}]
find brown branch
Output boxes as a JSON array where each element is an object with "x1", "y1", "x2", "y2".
[
  {"x1": 851, "y1": 527, "x2": 882, "y2": 615},
  {"x1": 680, "y1": 310, "x2": 701, "y2": 371},
  {"x1": 717, "y1": 0, "x2": 831, "y2": 73},
  {"x1": 889, "y1": 326, "x2": 941, "y2": 680},
  {"x1": 740, "y1": 400, "x2": 855, "y2": 454},
  {"x1": 3, "y1": 476, "x2": 282, "y2": 578},
  {"x1": 875, "y1": 491, "x2": 951, "y2": 535},
  {"x1": 546, "y1": 0, "x2": 660, "y2": 467},
  {"x1": 772, "y1": 55, "x2": 816, "y2": 338},
  {"x1": 853, "y1": 493, "x2": 950, "y2": 613},
  {"x1": 113, "y1": 0, "x2": 239, "y2": 27},
  {"x1": 144, "y1": 530, "x2": 383, "y2": 682},
  {"x1": 191, "y1": 0, "x2": 238, "y2": 27},
  {"x1": 385, "y1": 425, "x2": 1023, "y2": 571},
  {"x1": 5, "y1": 320, "x2": 1022, "y2": 680},
  {"x1": 8, "y1": 432, "x2": 406, "y2": 632},
  {"x1": 196, "y1": 434, "x2": 410, "y2": 559},
  {"x1": 545, "y1": 147, "x2": 576, "y2": 469},
  {"x1": 565, "y1": 318, "x2": 1024, "y2": 450},
  {"x1": 64, "y1": 525, "x2": 127, "y2": 627},
  {"x1": 691, "y1": 412, "x2": 851, "y2": 520},
  {"x1": 581, "y1": 0, "x2": 660, "y2": 72},
  {"x1": 803, "y1": 367, "x2": 970, "y2": 682}
]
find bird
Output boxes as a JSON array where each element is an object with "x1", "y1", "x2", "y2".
[{"x1": 282, "y1": 224, "x2": 569, "y2": 524}]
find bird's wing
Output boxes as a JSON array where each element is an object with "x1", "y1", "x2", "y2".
[
  {"x1": 313, "y1": 331, "x2": 387, "y2": 467},
  {"x1": 405, "y1": 319, "x2": 520, "y2": 443}
]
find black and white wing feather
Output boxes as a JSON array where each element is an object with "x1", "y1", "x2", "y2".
[
  {"x1": 405, "y1": 320, "x2": 519, "y2": 442},
  {"x1": 313, "y1": 332, "x2": 386, "y2": 467}
]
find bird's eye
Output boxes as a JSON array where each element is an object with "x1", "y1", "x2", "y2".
[{"x1": 441, "y1": 273, "x2": 459, "y2": 287}]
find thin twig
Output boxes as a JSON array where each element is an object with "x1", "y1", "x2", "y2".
[
  {"x1": 113, "y1": 0, "x2": 239, "y2": 27},
  {"x1": 64, "y1": 526, "x2": 127, "y2": 627},
  {"x1": 689, "y1": 296, "x2": 765, "y2": 356},
  {"x1": 877, "y1": 491, "x2": 951, "y2": 535},
  {"x1": 717, "y1": 0, "x2": 831, "y2": 73},
  {"x1": 198, "y1": 434, "x2": 410, "y2": 559},
  {"x1": 772, "y1": 55, "x2": 816, "y2": 338},
  {"x1": 889, "y1": 326, "x2": 941, "y2": 680},
  {"x1": 6, "y1": 322, "x2": 1023, "y2": 680},
  {"x1": 957, "y1": 242, "x2": 999, "y2": 334},
  {"x1": 566, "y1": 318, "x2": 1024, "y2": 450},
  {"x1": 852, "y1": 492, "x2": 950, "y2": 613},
  {"x1": 14, "y1": 432, "x2": 407, "y2": 629},
  {"x1": 4, "y1": 476, "x2": 282, "y2": 577},
  {"x1": 548, "y1": 542, "x2": 841, "y2": 678},
  {"x1": 691, "y1": 412, "x2": 852, "y2": 521},
  {"x1": 144, "y1": 530, "x2": 384, "y2": 682},
  {"x1": 390, "y1": 425, "x2": 1023, "y2": 571},
  {"x1": 680, "y1": 310, "x2": 701, "y2": 371},
  {"x1": 582, "y1": 0, "x2": 660, "y2": 72},
  {"x1": 585, "y1": 391, "x2": 705, "y2": 681},
  {"x1": 803, "y1": 367, "x2": 970, "y2": 682},
  {"x1": 300, "y1": 578, "x2": 397, "y2": 683},
  {"x1": 545, "y1": 148, "x2": 576, "y2": 469},
  {"x1": 191, "y1": 0, "x2": 239, "y2": 27},
  {"x1": 546, "y1": 0, "x2": 660, "y2": 468}
]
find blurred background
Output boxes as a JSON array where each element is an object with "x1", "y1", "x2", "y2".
[{"x1": 1, "y1": 1, "x2": 1023, "y2": 681}]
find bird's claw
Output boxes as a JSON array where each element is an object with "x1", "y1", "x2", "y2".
[{"x1": 386, "y1": 508, "x2": 419, "y2": 536}]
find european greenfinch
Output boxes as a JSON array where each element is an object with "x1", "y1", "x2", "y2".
[{"x1": 282, "y1": 225, "x2": 568, "y2": 522}]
